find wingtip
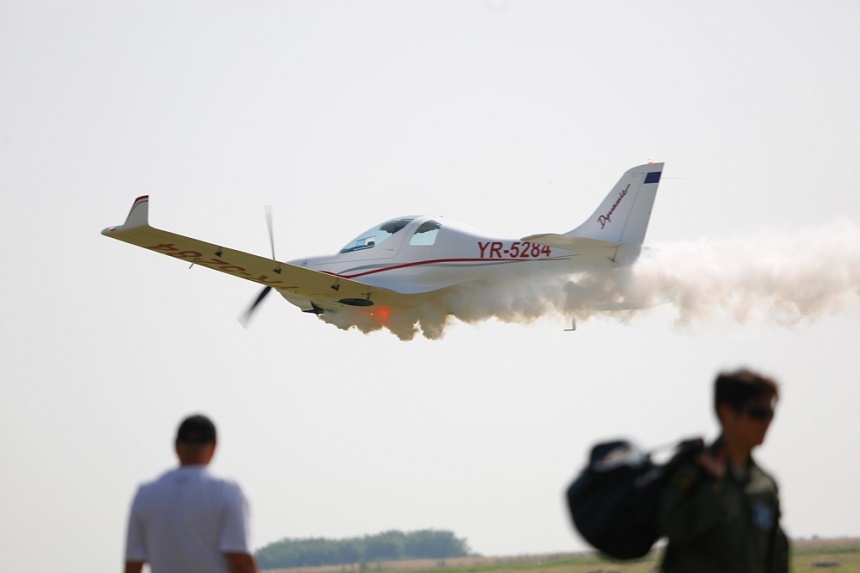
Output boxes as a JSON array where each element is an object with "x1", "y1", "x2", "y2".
[
  {"x1": 102, "y1": 195, "x2": 152, "y2": 237},
  {"x1": 122, "y1": 196, "x2": 150, "y2": 229}
]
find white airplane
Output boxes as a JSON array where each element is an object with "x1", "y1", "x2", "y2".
[{"x1": 102, "y1": 162, "x2": 663, "y2": 326}]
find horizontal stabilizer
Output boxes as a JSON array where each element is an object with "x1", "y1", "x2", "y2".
[{"x1": 521, "y1": 233, "x2": 620, "y2": 253}]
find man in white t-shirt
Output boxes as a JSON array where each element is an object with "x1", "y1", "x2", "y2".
[{"x1": 124, "y1": 414, "x2": 258, "y2": 573}]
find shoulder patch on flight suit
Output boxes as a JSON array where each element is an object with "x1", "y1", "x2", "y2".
[{"x1": 752, "y1": 502, "x2": 776, "y2": 530}]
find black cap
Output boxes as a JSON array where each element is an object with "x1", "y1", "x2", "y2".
[{"x1": 176, "y1": 414, "x2": 217, "y2": 444}]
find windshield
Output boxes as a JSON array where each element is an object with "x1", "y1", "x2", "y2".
[{"x1": 340, "y1": 217, "x2": 416, "y2": 253}]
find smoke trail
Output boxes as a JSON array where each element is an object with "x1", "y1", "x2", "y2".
[
  {"x1": 320, "y1": 222, "x2": 860, "y2": 340},
  {"x1": 630, "y1": 221, "x2": 860, "y2": 327}
]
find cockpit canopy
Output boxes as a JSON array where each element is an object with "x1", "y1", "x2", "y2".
[
  {"x1": 409, "y1": 220, "x2": 441, "y2": 245},
  {"x1": 339, "y1": 217, "x2": 443, "y2": 253},
  {"x1": 340, "y1": 217, "x2": 416, "y2": 253}
]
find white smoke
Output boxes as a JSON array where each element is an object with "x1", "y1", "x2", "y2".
[{"x1": 320, "y1": 221, "x2": 860, "y2": 340}]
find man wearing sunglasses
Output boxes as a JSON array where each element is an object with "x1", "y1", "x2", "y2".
[{"x1": 658, "y1": 369, "x2": 789, "y2": 572}]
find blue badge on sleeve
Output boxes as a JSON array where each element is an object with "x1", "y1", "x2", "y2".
[{"x1": 752, "y1": 503, "x2": 775, "y2": 530}]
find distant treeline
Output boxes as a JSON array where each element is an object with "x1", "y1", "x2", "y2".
[{"x1": 256, "y1": 529, "x2": 472, "y2": 570}]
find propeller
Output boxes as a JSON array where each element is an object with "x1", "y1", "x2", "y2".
[
  {"x1": 265, "y1": 204, "x2": 276, "y2": 262},
  {"x1": 239, "y1": 205, "x2": 276, "y2": 328},
  {"x1": 239, "y1": 285, "x2": 272, "y2": 328}
]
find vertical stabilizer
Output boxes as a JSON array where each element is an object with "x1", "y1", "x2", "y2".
[{"x1": 567, "y1": 163, "x2": 663, "y2": 245}]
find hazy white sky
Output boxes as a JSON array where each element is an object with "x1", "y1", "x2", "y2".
[{"x1": 2, "y1": 1, "x2": 860, "y2": 570}]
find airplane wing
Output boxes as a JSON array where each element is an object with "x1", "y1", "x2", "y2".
[{"x1": 102, "y1": 196, "x2": 408, "y2": 309}]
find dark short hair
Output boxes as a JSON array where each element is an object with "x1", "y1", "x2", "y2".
[
  {"x1": 714, "y1": 368, "x2": 779, "y2": 415},
  {"x1": 176, "y1": 414, "x2": 217, "y2": 444}
]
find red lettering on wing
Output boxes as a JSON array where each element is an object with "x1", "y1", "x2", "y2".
[
  {"x1": 147, "y1": 243, "x2": 179, "y2": 252},
  {"x1": 146, "y1": 252, "x2": 290, "y2": 286}
]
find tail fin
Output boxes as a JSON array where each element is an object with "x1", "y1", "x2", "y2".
[{"x1": 567, "y1": 162, "x2": 663, "y2": 245}]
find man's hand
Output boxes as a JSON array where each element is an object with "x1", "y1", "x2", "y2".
[{"x1": 225, "y1": 552, "x2": 258, "y2": 573}]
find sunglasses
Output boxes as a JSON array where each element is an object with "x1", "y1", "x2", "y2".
[{"x1": 736, "y1": 405, "x2": 775, "y2": 421}]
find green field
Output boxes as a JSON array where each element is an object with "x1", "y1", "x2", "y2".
[{"x1": 268, "y1": 539, "x2": 860, "y2": 573}]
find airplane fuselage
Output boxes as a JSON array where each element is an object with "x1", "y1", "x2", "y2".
[
  {"x1": 288, "y1": 215, "x2": 586, "y2": 297},
  {"x1": 289, "y1": 216, "x2": 574, "y2": 293}
]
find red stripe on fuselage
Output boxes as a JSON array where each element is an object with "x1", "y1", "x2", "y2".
[{"x1": 322, "y1": 256, "x2": 573, "y2": 280}]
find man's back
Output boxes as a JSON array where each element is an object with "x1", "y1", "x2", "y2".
[{"x1": 126, "y1": 466, "x2": 251, "y2": 573}]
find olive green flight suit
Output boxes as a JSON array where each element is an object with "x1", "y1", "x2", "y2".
[{"x1": 658, "y1": 438, "x2": 789, "y2": 573}]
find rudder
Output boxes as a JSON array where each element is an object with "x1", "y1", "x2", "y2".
[{"x1": 567, "y1": 163, "x2": 664, "y2": 245}]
